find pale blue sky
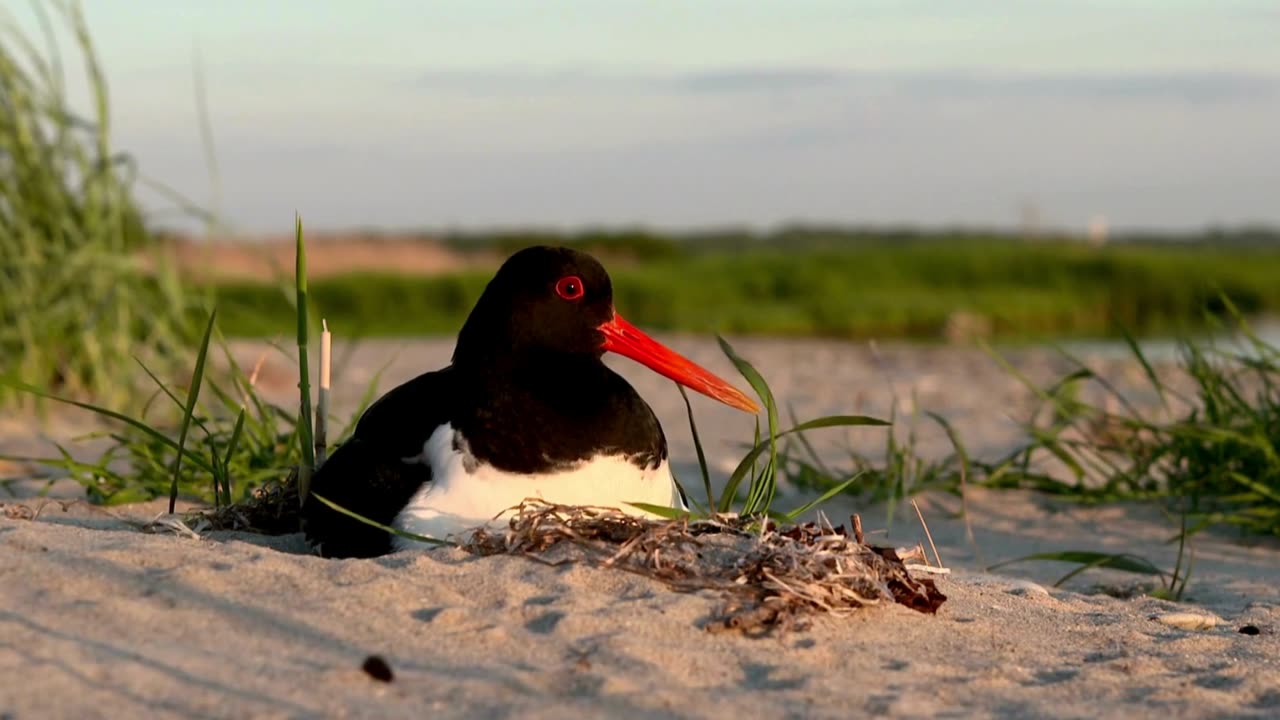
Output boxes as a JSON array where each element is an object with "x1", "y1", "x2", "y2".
[{"x1": 15, "y1": 1, "x2": 1280, "y2": 234}]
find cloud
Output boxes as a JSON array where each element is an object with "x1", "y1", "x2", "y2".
[
  {"x1": 416, "y1": 67, "x2": 645, "y2": 94},
  {"x1": 413, "y1": 66, "x2": 1280, "y2": 103},
  {"x1": 674, "y1": 68, "x2": 846, "y2": 93},
  {"x1": 675, "y1": 67, "x2": 1280, "y2": 103},
  {"x1": 887, "y1": 70, "x2": 1280, "y2": 103}
]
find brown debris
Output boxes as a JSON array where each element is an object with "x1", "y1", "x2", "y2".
[
  {"x1": 187, "y1": 470, "x2": 301, "y2": 536},
  {"x1": 177, "y1": 477, "x2": 948, "y2": 636},
  {"x1": 2, "y1": 502, "x2": 36, "y2": 520},
  {"x1": 465, "y1": 500, "x2": 947, "y2": 636}
]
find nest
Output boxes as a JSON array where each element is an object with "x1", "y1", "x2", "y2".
[
  {"x1": 186, "y1": 469, "x2": 302, "y2": 536},
  {"x1": 178, "y1": 473, "x2": 948, "y2": 635},
  {"x1": 466, "y1": 500, "x2": 947, "y2": 636}
]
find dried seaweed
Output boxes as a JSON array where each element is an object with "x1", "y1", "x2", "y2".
[{"x1": 466, "y1": 500, "x2": 947, "y2": 635}]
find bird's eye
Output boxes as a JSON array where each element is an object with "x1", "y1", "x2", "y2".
[{"x1": 555, "y1": 275, "x2": 584, "y2": 301}]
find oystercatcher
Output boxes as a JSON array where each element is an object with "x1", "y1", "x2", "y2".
[{"x1": 301, "y1": 245, "x2": 759, "y2": 558}]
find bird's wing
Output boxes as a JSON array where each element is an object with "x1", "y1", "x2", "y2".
[{"x1": 301, "y1": 367, "x2": 456, "y2": 558}]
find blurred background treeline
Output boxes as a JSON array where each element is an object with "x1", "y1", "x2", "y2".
[{"x1": 198, "y1": 225, "x2": 1280, "y2": 342}]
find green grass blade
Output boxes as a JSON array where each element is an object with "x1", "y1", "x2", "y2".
[
  {"x1": 780, "y1": 415, "x2": 892, "y2": 433},
  {"x1": 167, "y1": 309, "x2": 217, "y2": 513},
  {"x1": 715, "y1": 335, "x2": 779, "y2": 516},
  {"x1": 718, "y1": 414, "x2": 891, "y2": 514},
  {"x1": 1227, "y1": 471, "x2": 1280, "y2": 503},
  {"x1": 626, "y1": 502, "x2": 695, "y2": 520},
  {"x1": 677, "y1": 384, "x2": 715, "y2": 510},
  {"x1": 782, "y1": 472, "x2": 864, "y2": 522},
  {"x1": 309, "y1": 492, "x2": 455, "y2": 547},
  {"x1": 988, "y1": 551, "x2": 1167, "y2": 586},
  {"x1": 132, "y1": 356, "x2": 212, "y2": 437},
  {"x1": 0, "y1": 378, "x2": 217, "y2": 475},
  {"x1": 295, "y1": 215, "x2": 315, "y2": 503},
  {"x1": 220, "y1": 408, "x2": 247, "y2": 505},
  {"x1": 1118, "y1": 323, "x2": 1169, "y2": 410},
  {"x1": 787, "y1": 404, "x2": 835, "y2": 478}
]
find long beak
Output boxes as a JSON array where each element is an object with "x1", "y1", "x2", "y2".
[{"x1": 599, "y1": 313, "x2": 760, "y2": 414}]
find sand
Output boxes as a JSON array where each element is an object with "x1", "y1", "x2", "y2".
[
  {"x1": 139, "y1": 234, "x2": 494, "y2": 282},
  {"x1": 3, "y1": 337, "x2": 1279, "y2": 719}
]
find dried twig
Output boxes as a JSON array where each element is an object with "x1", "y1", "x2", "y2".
[
  {"x1": 911, "y1": 498, "x2": 944, "y2": 569},
  {"x1": 144, "y1": 513, "x2": 204, "y2": 539},
  {"x1": 2, "y1": 502, "x2": 35, "y2": 520}
]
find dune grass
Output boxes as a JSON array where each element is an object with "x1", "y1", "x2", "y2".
[
  {"x1": 967, "y1": 303, "x2": 1280, "y2": 540},
  {"x1": 1, "y1": 219, "x2": 357, "y2": 512},
  {"x1": 0, "y1": 0, "x2": 203, "y2": 412},
  {"x1": 772, "y1": 300, "x2": 1279, "y2": 598}
]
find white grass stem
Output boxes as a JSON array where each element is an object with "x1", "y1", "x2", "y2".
[{"x1": 316, "y1": 319, "x2": 331, "y2": 466}]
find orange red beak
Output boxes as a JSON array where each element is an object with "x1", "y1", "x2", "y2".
[{"x1": 598, "y1": 313, "x2": 760, "y2": 414}]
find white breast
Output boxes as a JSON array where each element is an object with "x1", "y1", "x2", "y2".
[{"x1": 392, "y1": 423, "x2": 682, "y2": 549}]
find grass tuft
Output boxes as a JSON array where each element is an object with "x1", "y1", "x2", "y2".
[
  {"x1": 771, "y1": 295, "x2": 1278, "y2": 599},
  {"x1": 0, "y1": 0, "x2": 202, "y2": 412}
]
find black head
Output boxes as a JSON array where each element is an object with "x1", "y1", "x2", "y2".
[
  {"x1": 454, "y1": 246, "x2": 616, "y2": 362},
  {"x1": 452, "y1": 245, "x2": 760, "y2": 413}
]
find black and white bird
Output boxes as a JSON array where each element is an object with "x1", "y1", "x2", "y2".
[{"x1": 301, "y1": 245, "x2": 759, "y2": 558}]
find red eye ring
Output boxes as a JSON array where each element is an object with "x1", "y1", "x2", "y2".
[{"x1": 555, "y1": 275, "x2": 585, "y2": 301}]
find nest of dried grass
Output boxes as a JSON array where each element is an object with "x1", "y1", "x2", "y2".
[
  {"x1": 187, "y1": 468, "x2": 302, "y2": 536},
  {"x1": 466, "y1": 500, "x2": 947, "y2": 635},
  {"x1": 179, "y1": 473, "x2": 947, "y2": 635}
]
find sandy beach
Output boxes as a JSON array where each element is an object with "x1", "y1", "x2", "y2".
[{"x1": 3, "y1": 337, "x2": 1278, "y2": 719}]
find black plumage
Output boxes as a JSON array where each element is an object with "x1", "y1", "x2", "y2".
[{"x1": 301, "y1": 245, "x2": 754, "y2": 558}]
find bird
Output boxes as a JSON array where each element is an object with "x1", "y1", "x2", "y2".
[{"x1": 300, "y1": 245, "x2": 759, "y2": 558}]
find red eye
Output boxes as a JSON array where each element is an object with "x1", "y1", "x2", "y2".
[{"x1": 555, "y1": 275, "x2": 584, "y2": 301}]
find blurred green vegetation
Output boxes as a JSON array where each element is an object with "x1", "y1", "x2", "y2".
[
  {"x1": 213, "y1": 236, "x2": 1280, "y2": 342},
  {"x1": 0, "y1": 0, "x2": 202, "y2": 410}
]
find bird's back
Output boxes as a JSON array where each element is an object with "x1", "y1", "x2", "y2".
[
  {"x1": 301, "y1": 368, "x2": 456, "y2": 558},
  {"x1": 301, "y1": 359, "x2": 679, "y2": 557}
]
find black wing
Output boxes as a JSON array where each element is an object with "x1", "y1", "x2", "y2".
[{"x1": 300, "y1": 367, "x2": 456, "y2": 558}]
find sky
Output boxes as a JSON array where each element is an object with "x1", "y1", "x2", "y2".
[{"x1": 12, "y1": 0, "x2": 1280, "y2": 234}]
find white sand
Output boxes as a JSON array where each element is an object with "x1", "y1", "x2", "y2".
[{"x1": 3, "y1": 338, "x2": 1278, "y2": 718}]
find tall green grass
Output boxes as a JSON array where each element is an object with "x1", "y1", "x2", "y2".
[
  {"x1": 1, "y1": 327, "x2": 316, "y2": 507},
  {"x1": 210, "y1": 241, "x2": 1280, "y2": 342},
  {"x1": 985, "y1": 304, "x2": 1280, "y2": 538},
  {"x1": 0, "y1": 218, "x2": 358, "y2": 510},
  {"x1": 0, "y1": 0, "x2": 201, "y2": 411}
]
